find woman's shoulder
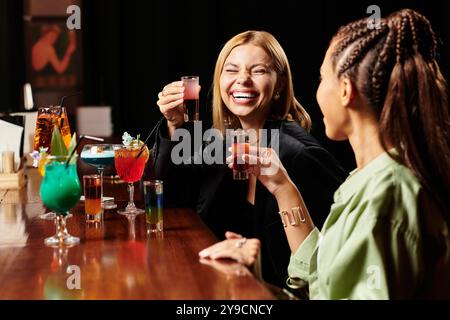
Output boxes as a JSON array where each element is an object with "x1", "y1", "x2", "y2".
[
  {"x1": 352, "y1": 155, "x2": 423, "y2": 231},
  {"x1": 363, "y1": 155, "x2": 422, "y2": 198}
]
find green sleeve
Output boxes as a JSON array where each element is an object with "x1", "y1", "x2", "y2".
[
  {"x1": 286, "y1": 227, "x2": 320, "y2": 289},
  {"x1": 287, "y1": 174, "x2": 423, "y2": 299}
]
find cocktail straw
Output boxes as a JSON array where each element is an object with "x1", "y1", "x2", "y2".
[
  {"x1": 59, "y1": 92, "x2": 82, "y2": 109},
  {"x1": 135, "y1": 116, "x2": 164, "y2": 159},
  {"x1": 65, "y1": 135, "x2": 104, "y2": 168},
  {"x1": 58, "y1": 92, "x2": 82, "y2": 129}
]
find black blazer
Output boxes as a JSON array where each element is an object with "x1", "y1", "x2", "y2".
[{"x1": 143, "y1": 119, "x2": 346, "y2": 287}]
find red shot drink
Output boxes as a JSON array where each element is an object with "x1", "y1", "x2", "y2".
[
  {"x1": 230, "y1": 130, "x2": 250, "y2": 180},
  {"x1": 181, "y1": 76, "x2": 199, "y2": 122}
]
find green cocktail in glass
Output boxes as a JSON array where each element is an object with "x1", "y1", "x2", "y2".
[{"x1": 40, "y1": 155, "x2": 82, "y2": 246}]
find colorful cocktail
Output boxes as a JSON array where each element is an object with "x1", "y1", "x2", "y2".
[
  {"x1": 81, "y1": 145, "x2": 115, "y2": 169},
  {"x1": 144, "y1": 180, "x2": 163, "y2": 233},
  {"x1": 33, "y1": 106, "x2": 72, "y2": 152},
  {"x1": 230, "y1": 130, "x2": 250, "y2": 180},
  {"x1": 33, "y1": 106, "x2": 61, "y2": 152},
  {"x1": 40, "y1": 155, "x2": 81, "y2": 246},
  {"x1": 83, "y1": 174, "x2": 102, "y2": 223},
  {"x1": 114, "y1": 144, "x2": 149, "y2": 216},
  {"x1": 181, "y1": 75, "x2": 200, "y2": 122},
  {"x1": 81, "y1": 144, "x2": 118, "y2": 209}
]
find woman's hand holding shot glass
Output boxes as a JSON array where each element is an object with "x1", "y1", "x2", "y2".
[
  {"x1": 227, "y1": 145, "x2": 294, "y2": 198},
  {"x1": 225, "y1": 145, "x2": 315, "y2": 255},
  {"x1": 157, "y1": 78, "x2": 201, "y2": 138}
]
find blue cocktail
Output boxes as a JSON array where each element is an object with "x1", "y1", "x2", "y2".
[{"x1": 80, "y1": 147, "x2": 115, "y2": 169}]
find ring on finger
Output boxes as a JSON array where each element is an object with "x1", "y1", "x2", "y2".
[{"x1": 235, "y1": 237, "x2": 247, "y2": 248}]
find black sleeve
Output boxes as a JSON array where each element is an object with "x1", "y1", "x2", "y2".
[
  {"x1": 142, "y1": 120, "x2": 201, "y2": 209},
  {"x1": 288, "y1": 146, "x2": 346, "y2": 229}
]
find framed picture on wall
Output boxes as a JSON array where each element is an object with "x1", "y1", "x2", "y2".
[{"x1": 24, "y1": 18, "x2": 82, "y2": 92}]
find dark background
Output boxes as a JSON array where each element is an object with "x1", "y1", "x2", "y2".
[{"x1": 1, "y1": 0, "x2": 449, "y2": 171}]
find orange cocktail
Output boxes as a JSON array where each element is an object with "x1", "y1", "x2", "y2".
[
  {"x1": 33, "y1": 106, "x2": 61, "y2": 152},
  {"x1": 33, "y1": 106, "x2": 72, "y2": 152}
]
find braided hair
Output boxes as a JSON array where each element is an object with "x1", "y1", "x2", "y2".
[{"x1": 331, "y1": 9, "x2": 450, "y2": 220}]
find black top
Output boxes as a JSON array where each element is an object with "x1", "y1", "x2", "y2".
[{"x1": 143, "y1": 119, "x2": 347, "y2": 287}]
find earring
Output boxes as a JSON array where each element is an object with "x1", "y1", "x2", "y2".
[{"x1": 274, "y1": 92, "x2": 280, "y2": 100}]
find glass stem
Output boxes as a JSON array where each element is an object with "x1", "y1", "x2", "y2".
[
  {"x1": 126, "y1": 183, "x2": 136, "y2": 211},
  {"x1": 98, "y1": 167, "x2": 104, "y2": 202},
  {"x1": 56, "y1": 214, "x2": 69, "y2": 242}
]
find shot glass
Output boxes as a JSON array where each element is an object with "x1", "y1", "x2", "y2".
[
  {"x1": 230, "y1": 129, "x2": 250, "y2": 180},
  {"x1": 144, "y1": 180, "x2": 163, "y2": 233},
  {"x1": 181, "y1": 75, "x2": 199, "y2": 122},
  {"x1": 83, "y1": 174, "x2": 103, "y2": 223}
]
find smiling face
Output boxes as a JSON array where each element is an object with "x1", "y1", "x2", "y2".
[{"x1": 219, "y1": 44, "x2": 278, "y2": 127}]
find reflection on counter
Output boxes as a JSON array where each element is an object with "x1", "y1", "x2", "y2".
[
  {"x1": 0, "y1": 203, "x2": 28, "y2": 247},
  {"x1": 43, "y1": 246, "x2": 85, "y2": 300}
]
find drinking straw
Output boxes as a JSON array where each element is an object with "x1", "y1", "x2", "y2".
[
  {"x1": 59, "y1": 92, "x2": 82, "y2": 128},
  {"x1": 59, "y1": 92, "x2": 82, "y2": 109},
  {"x1": 135, "y1": 116, "x2": 164, "y2": 159},
  {"x1": 65, "y1": 135, "x2": 105, "y2": 168}
]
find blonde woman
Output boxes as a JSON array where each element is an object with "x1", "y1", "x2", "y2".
[{"x1": 146, "y1": 31, "x2": 345, "y2": 287}]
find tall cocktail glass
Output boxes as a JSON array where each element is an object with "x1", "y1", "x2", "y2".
[
  {"x1": 40, "y1": 155, "x2": 82, "y2": 246},
  {"x1": 33, "y1": 106, "x2": 62, "y2": 152}
]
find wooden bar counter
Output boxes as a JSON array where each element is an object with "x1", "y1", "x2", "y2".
[{"x1": 0, "y1": 168, "x2": 274, "y2": 300}]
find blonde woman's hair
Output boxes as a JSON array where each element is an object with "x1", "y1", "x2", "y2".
[{"x1": 212, "y1": 30, "x2": 312, "y2": 133}]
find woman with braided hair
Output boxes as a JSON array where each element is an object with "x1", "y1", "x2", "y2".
[{"x1": 200, "y1": 9, "x2": 450, "y2": 299}]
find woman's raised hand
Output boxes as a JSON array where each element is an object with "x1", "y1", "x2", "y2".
[{"x1": 157, "y1": 81, "x2": 186, "y2": 136}]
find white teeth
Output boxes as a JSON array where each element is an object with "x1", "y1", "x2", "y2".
[{"x1": 232, "y1": 92, "x2": 257, "y2": 99}]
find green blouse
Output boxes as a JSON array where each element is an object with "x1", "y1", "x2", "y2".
[{"x1": 287, "y1": 152, "x2": 450, "y2": 299}]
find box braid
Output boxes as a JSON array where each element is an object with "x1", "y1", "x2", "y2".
[{"x1": 331, "y1": 9, "x2": 450, "y2": 219}]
